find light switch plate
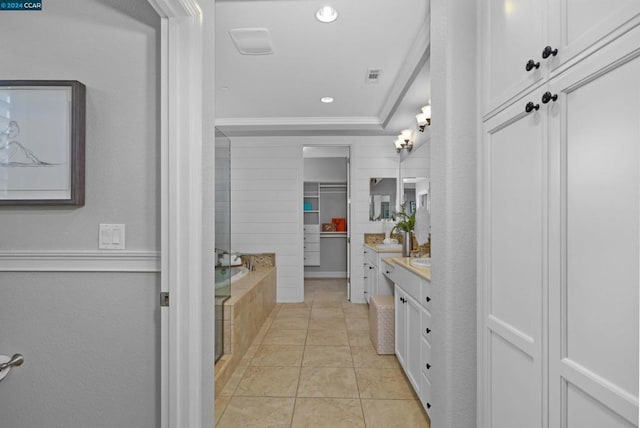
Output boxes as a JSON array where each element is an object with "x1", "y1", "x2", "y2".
[{"x1": 99, "y1": 224, "x2": 125, "y2": 250}]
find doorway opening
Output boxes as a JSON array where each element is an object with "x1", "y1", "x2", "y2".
[{"x1": 302, "y1": 146, "x2": 351, "y2": 300}]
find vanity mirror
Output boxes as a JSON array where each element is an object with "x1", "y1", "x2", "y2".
[
  {"x1": 402, "y1": 177, "x2": 429, "y2": 213},
  {"x1": 369, "y1": 177, "x2": 397, "y2": 221}
]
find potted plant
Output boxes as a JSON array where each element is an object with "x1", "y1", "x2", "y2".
[{"x1": 391, "y1": 204, "x2": 416, "y2": 256}]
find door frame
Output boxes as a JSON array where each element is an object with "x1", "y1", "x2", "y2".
[{"x1": 145, "y1": 1, "x2": 212, "y2": 428}]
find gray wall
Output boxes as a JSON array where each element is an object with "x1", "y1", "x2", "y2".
[{"x1": 0, "y1": 1, "x2": 161, "y2": 427}]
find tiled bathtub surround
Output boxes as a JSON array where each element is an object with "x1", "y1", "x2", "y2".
[
  {"x1": 214, "y1": 262, "x2": 277, "y2": 397},
  {"x1": 215, "y1": 278, "x2": 431, "y2": 428}
]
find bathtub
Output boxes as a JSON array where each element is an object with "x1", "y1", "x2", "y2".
[{"x1": 215, "y1": 266, "x2": 248, "y2": 289}]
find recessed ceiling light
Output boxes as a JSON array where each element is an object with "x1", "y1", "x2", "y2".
[
  {"x1": 321, "y1": 97, "x2": 334, "y2": 103},
  {"x1": 316, "y1": 6, "x2": 338, "y2": 23}
]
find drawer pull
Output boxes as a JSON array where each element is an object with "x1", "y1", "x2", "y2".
[
  {"x1": 541, "y1": 45, "x2": 558, "y2": 59},
  {"x1": 426, "y1": 363, "x2": 431, "y2": 370},
  {"x1": 400, "y1": 297, "x2": 406, "y2": 303},
  {"x1": 427, "y1": 402, "x2": 431, "y2": 409},
  {"x1": 426, "y1": 296, "x2": 431, "y2": 303},
  {"x1": 541, "y1": 91, "x2": 558, "y2": 104},
  {"x1": 426, "y1": 328, "x2": 431, "y2": 334},
  {"x1": 525, "y1": 101, "x2": 540, "y2": 113},
  {"x1": 525, "y1": 59, "x2": 540, "y2": 71}
]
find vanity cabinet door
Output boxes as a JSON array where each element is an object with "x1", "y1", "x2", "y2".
[
  {"x1": 393, "y1": 283, "x2": 421, "y2": 393},
  {"x1": 405, "y1": 293, "x2": 422, "y2": 393},
  {"x1": 394, "y1": 285, "x2": 407, "y2": 368}
]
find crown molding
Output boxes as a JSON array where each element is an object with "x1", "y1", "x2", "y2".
[
  {"x1": 147, "y1": 0, "x2": 201, "y2": 17},
  {"x1": 0, "y1": 251, "x2": 160, "y2": 272}
]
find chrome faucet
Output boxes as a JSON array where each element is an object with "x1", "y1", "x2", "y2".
[{"x1": 238, "y1": 254, "x2": 256, "y2": 271}]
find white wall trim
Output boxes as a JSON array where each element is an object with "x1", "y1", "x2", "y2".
[
  {"x1": 303, "y1": 271, "x2": 348, "y2": 279},
  {"x1": 146, "y1": 1, "x2": 210, "y2": 428},
  {"x1": 0, "y1": 251, "x2": 160, "y2": 272}
]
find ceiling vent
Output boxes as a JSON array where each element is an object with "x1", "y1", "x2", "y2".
[
  {"x1": 229, "y1": 28, "x2": 274, "y2": 55},
  {"x1": 366, "y1": 68, "x2": 382, "y2": 83}
]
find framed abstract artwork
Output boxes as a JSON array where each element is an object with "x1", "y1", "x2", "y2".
[{"x1": 0, "y1": 80, "x2": 85, "y2": 205}]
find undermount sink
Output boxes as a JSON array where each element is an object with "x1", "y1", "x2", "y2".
[{"x1": 410, "y1": 258, "x2": 431, "y2": 268}]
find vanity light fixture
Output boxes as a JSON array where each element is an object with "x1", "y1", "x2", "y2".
[
  {"x1": 320, "y1": 96, "x2": 334, "y2": 103},
  {"x1": 416, "y1": 103, "x2": 431, "y2": 132},
  {"x1": 394, "y1": 129, "x2": 414, "y2": 153},
  {"x1": 316, "y1": 5, "x2": 338, "y2": 23}
]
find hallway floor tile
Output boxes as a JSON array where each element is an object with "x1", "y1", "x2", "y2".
[{"x1": 215, "y1": 279, "x2": 430, "y2": 427}]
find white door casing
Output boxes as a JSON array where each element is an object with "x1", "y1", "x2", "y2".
[{"x1": 145, "y1": 1, "x2": 213, "y2": 428}]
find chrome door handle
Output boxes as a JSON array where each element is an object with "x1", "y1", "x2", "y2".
[{"x1": 0, "y1": 354, "x2": 24, "y2": 371}]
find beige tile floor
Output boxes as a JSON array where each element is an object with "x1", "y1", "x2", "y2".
[{"x1": 215, "y1": 278, "x2": 431, "y2": 428}]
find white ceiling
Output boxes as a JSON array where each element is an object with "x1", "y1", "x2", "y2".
[{"x1": 215, "y1": 0, "x2": 430, "y2": 136}]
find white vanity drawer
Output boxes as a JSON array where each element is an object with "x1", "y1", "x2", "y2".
[
  {"x1": 303, "y1": 242, "x2": 320, "y2": 252},
  {"x1": 304, "y1": 233, "x2": 320, "y2": 243},
  {"x1": 303, "y1": 225, "x2": 320, "y2": 234},
  {"x1": 363, "y1": 246, "x2": 377, "y2": 265},
  {"x1": 304, "y1": 251, "x2": 320, "y2": 266},
  {"x1": 381, "y1": 259, "x2": 395, "y2": 281},
  {"x1": 421, "y1": 337, "x2": 432, "y2": 379},
  {"x1": 421, "y1": 307, "x2": 432, "y2": 341},
  {"x1": 394, "y1": 263, "x2": 421, "y2": 302},
  {"x1": 421, "y1": 280, "x2": 432, "y2": 312},
  {"x1": 420, "y1": 371, "x2": 432, "y2": 414}
]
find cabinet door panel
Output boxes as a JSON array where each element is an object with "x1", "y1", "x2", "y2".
[
  {"x1": 548, "y1": 32, "x2": 640, "y2": 426},
  {"x1": 481, "y1": 99, "x2": 545, "y2": 428},
  {"x1": 394, "y1": 285, "x2": 407, "y2": 368},
  {"x1": 566, "y1": 384, "x2": 636, "y2": 428},
  {"x1": 490, "y1": 333, "x2": 541, "y2": 428},
  {"x1": 484, "y1": 102, "x2": 545, "y2": 340},
  {"x1": 549, "y1": 0, "x2": 640, "y2": 70},
  {"x1": 482, "y1": 0, "x2": 546, "y2": 115}
]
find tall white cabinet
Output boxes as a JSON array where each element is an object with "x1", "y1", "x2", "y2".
[{"x1": 479, "y1": 3, "x2": 639, "y2": 428}]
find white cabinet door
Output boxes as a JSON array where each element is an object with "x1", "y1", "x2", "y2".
[
  {"x1": 547, "y1": 28, "x2": 640, "y2": 428},
  {"x1": 481, "y1": 0, "x2": 546, "y2": 115},
  {"x1": 405, "y1": 294, "x2": 422, "y2": 393},
  {"x1": 394, "y1": 285, "x2": 407, "y2": 368},
  {"x1": 549, "y1": 1, "x2": 640, "y2": 71},
  {"x1": 480, "y1": 88, "x2": 546, "y2": 428}
]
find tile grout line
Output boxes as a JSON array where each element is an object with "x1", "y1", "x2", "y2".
[
  {"x1": 346, "y1": 300, "x2": 369, "y2": 428},
  {"x1": 288, "y1": 285, "x2": 313, "y2": 427}
]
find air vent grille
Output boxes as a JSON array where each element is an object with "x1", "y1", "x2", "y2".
[{"x1": 366, "y1": 68, "x2": 381, "y2": 83}]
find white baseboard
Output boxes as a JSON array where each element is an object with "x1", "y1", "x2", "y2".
[
  {"x1": 0, "y1": 251, "x2": 160, "y2": 272},
  {"x1": 303, "y1": 271, "x2": 348, "y2": 279}
]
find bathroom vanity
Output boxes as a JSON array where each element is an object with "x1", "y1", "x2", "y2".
[
  {"x1": 389, "y1": 257, "x2": 432, "y2": 415},
  {"x1": 362, "y1": 243, "x2": 402, "y2": 303}
]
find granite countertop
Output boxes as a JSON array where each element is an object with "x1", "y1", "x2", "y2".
[{"x1": 390, "y1": 257, "x2": 431, "y2": 281}]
